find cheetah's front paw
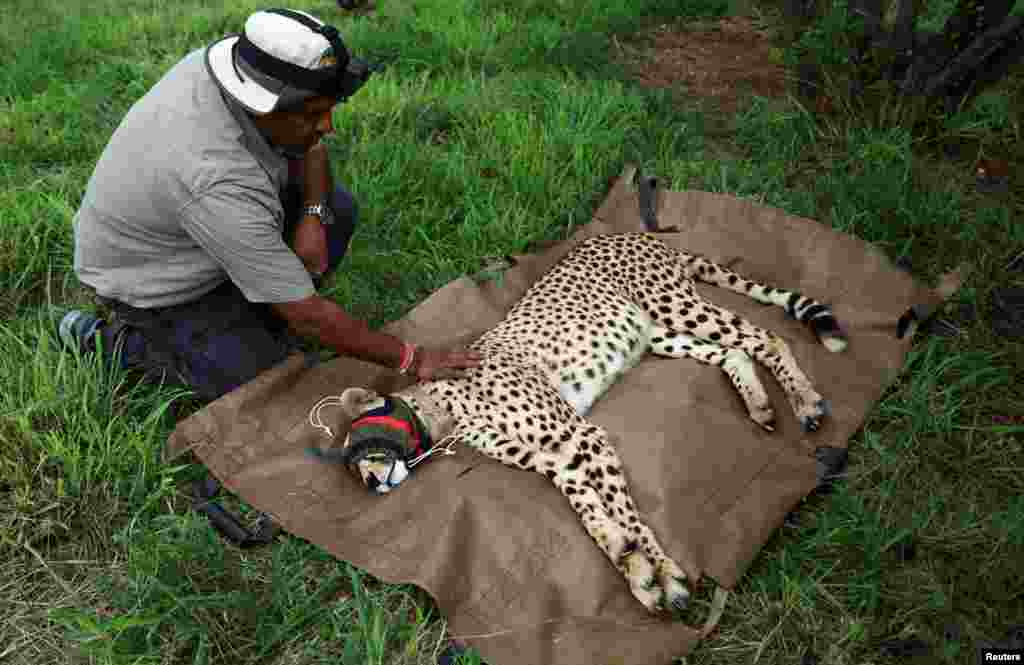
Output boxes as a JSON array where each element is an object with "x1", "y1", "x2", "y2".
[
  {"x1": 620, "y1": 546, "x2": 662, "y2": 612},
  {"x1": 655, "y1": 560, "x2": 691, "y2": 613}
]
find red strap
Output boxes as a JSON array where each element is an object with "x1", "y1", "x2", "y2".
[{"x1": 356, "y1": 414, "x2": 413, "y2": 433}]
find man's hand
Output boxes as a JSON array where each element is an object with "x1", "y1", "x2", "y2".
[
  {"x1": 291, "y1": 216, "x2": 328, "y2": 277},
  {"x1": 414, "y1": 347, "x2": 484, "y2": 381}
]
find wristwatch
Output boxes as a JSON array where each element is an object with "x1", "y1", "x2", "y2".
[{"x1": 301, "y1": 200, "x2": 333, "y2": 226}]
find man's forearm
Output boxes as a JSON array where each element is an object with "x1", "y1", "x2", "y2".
[
  {"x1": 302, "y1": 143, "x2": 332, "y2": 206},
  {"x1": 291, "y1": 144, "x2": 334, "y2": 276},
  {"x1": 283, "y1": 296, "x2": 404, "y2": 368}
]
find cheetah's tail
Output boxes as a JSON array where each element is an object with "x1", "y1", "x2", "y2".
[
  {"x1": 785, "y1": 294, "x2": 849, "y2": 353},
  {"x1": 680, "y1": 252, "x2": 849, "y2": 353}
]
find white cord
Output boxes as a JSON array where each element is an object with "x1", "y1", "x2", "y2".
[
  {"x1": 308, "y1": 395, "x2": 345, "y2": 439},
  {"x1": 406, "y1": 433, "x2": 459, "y2": 468}
]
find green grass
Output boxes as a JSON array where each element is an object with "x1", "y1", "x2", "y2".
[{"x1": 1, "y1": 0, "x2": 1022, "y2": 663}]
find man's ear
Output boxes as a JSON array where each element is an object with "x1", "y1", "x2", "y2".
[{"x1": 339, "y1": 387, "x2": 382, "y2": 419}]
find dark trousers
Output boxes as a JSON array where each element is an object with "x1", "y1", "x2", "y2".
[{"x1": 95, "y1": 184, "x2": 357, "y2": 402}]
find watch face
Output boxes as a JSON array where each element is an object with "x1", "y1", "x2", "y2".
[
  {"x1": 308, "y1": 203, "x2": 332, "y2": 224},
  {"x1": 301, "y1": 200, "x2": 332, "y2": 224}
]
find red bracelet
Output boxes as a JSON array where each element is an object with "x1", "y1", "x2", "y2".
[{"x1": 398, "y1": 343, "x2": 418, "y2": 375}]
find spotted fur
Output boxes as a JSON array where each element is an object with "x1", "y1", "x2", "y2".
[{"x1": 335, "y1": 232, "x2": 847, "y2": 615}]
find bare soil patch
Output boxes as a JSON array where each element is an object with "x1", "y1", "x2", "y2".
[{"x1": 626, "y1": 16, "x2": 790, "y2": 113}]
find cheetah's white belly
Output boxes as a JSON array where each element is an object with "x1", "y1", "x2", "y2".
[{"x1": 549, "y1": 302, "x2": 654, "y2": 416}]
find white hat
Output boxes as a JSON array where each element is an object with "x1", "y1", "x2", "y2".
[{"x1": 206, "y1": 9, "x2": 349, "y2": 115}]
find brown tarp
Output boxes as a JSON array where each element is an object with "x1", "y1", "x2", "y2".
[{"x1": 167, "y1": 168, "x2": 954, "y2": 665}]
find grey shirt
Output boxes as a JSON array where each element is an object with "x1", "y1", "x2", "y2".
[{"x1": 73, "y1": 48, "x2": 316, "y2": 309}]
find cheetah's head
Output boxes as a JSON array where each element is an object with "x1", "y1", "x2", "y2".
[{"x1": 336, "y1": 387, "x2": 454, "y2": 495}]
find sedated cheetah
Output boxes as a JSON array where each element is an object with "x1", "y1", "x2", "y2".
[{"x1": 311, "y1": 232, "x2": 848, "y2": 615}]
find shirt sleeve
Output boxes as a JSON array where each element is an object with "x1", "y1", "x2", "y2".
[{"x1": 180, "y1": 184, "x2": 315, "y2": 304}]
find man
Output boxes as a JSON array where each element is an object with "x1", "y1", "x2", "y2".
[{"x1": 63, "y1": 8, "x2": 481, "y2": 402}]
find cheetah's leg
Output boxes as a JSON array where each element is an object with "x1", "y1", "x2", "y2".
[
  {"x1": 682, "y1": 301, "x2": 830, "y2": 431},
  {"x1": 578, "y1": 428, "x2": 692, "y2": 613},
  {"x1": 459, "y1": 421, "x2": 685, "y2": 613},
  {"x1": 680, "y1": 253, "x2": 848, "y2": 353},
  {"x1": 560, "y1": 475, "x2": 667, "y2": 613},
  {"x1": 648, "y1": 327, "x2": 776, "y2": 431},
  {"x1": 644, "y1": 275, "x2": 830, "y2": 430}
]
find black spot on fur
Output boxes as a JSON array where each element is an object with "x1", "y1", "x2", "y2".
[{"x1": 567, "y1": 454, "x2": 585, "y2": 471}]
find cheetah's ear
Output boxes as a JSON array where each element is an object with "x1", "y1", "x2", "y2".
[{"x1": 339, "y1": 388, "x2": 382, "y2": 419}]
